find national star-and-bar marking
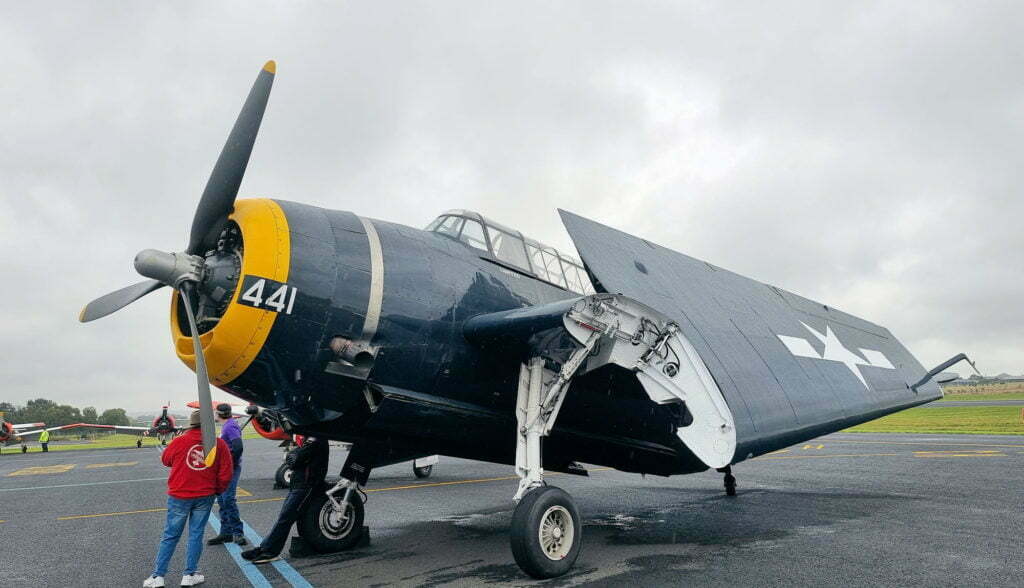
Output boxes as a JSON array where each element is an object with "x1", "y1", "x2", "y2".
[{"x1": 777, "y1": 321, "x2": 895, "y2": 389}]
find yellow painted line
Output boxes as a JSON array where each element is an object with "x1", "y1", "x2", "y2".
[
  {"x1": 802, "y1": 444, "x2": 825, "y2": 450},
  {"x1": 914, "y1": 453, "x2": 1005, "y2": 458},
  {"x1": 239, "y1": 497, "x2": 283, "y2": 505},
  {"x1": 85, "y1": 461, "x2": 138, "y2": 469},
  {"x1": 913, "y1": 450, "x2": 1001, "y2": 454},
  {"x1": 54, "y1": 471, "x2": 614, "y2": 520},
  {"x1": 236, "y1": 487, "x2": 253, "y2": 497},
  {"x1": 7, "y1": 464, "x2": 76, "y2": 476},
  {"x1": 830, "y1": 440, "x2": 1024, "y2": 449},
  {"x1": 56, "y1": 469, "x2": 616, "y2": 521},
  {"x1": 365, "y1": 475, "x2": 519, "y2": 493},
  {"x1": 756, "y1": 452, "x2": 901, "y2": 460},
  {"x1": 362, "y1": 467, "x2": 613, "y2": 494},
  {"x1": 58, "y1": 506, "x2": 168, "y2": 520},
  {"x1": 766, "y1": 449, "x2": 790, "y2": 455}
]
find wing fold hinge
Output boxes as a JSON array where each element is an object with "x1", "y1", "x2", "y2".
[{"x1": 491, "y1": 293, "x2": 737, "y2": 491}]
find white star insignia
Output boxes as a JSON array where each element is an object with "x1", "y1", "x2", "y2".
[{"x1": 777, "y1": 322, "x2": 894, "y2": 390}]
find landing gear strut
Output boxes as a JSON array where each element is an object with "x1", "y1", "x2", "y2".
[
  {"x1": 510, "y1": 340, "x2": 596, "y2": 579},
  {"x1": 718, "y1": 465, "x2": 737, "y2": 496}
]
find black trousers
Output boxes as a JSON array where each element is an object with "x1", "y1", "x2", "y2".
[
  {"x1": 260, "y1": 486, "x2": 314, "y2": 555},
  {"x1": 41, "y1": 443, "x2": 48, "y2": 452}
]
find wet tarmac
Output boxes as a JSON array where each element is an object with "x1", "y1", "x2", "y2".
[{"x1": 1, "y1": 432, "x2": 1021, "y2": 586}]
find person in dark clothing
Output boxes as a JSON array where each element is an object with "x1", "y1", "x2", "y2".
[{"x1": 242, "y1": 436, "x2": 329, "y2": 563}]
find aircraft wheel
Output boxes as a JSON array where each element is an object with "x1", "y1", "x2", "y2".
[
  {"x1": 297, "y1": 490, "x2": 364, "y2": 553},
  {"x1": 510, "y1": 486, "x2": 581, "y2": 579},
  {"x1": 413, "y1": 464, "x2": 433, "y2": 479},
  {"x1": 275, "y1": 463, "x2": 293, "y2": 488}
]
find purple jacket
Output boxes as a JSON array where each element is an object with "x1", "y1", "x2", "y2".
[{"x1": 220, "y1": 417, "x2": 243, "y2": 467}]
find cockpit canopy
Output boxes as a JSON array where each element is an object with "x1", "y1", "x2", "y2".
[{"x1": 425, "y1": 210, "x2": 596, "y2": 295}]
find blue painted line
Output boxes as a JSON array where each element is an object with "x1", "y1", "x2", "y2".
[
  {"x1": 207, "y1": 515, "x2": 272, "y2": 588},
  {"x1": 241, "y1": 520, "x2": 314, "y2": 588}
]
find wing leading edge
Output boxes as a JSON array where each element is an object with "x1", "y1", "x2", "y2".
[
  {"x1": 559, "y1": 209, "x2": 942, "y2": 461},
  {"x1": 12, "y1": 423, "x2": 151, "y2": 440}
]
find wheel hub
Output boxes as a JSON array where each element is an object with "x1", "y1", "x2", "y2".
[
  {"x1": 319, "y1": 500, "x2": 354, "y2": 539},
  {"x1": 538, "y1": 505, "x2": 574, "y2": 561}
]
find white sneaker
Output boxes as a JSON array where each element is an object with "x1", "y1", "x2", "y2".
[
  {"x1": 142, "y1": 576, "x2": 165, "y2": 588},
  {"x1": 180, "y1": 573, "x2": 205, "y2": 586}
]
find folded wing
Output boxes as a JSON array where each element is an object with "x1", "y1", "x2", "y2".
[{"x1": 559, "y1": 210, "x2": 941, "y2": 460}]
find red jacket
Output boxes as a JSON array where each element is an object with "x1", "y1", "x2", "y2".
[{"x1": 161, "y1": 428, "x2": 234, "y2": 499}]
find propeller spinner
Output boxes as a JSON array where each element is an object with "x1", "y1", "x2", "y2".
[{"x1": 79, "y1": 61, "x2": 276, "y2": 462}]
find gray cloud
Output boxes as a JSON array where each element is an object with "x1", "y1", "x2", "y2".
[{"x1": 1, "y1": 1, "x2": 1020, "y2": 410}]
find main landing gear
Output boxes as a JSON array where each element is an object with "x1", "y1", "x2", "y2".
[
  {"x1": 509, "y1": 338, "x2": 597, "y2": 578},
  {"x1": 295, "y1": 444, "x2": 423, "y2": 555},
  {"x1": 297, "y1": 480, "x2": 365, "y2": 553}
]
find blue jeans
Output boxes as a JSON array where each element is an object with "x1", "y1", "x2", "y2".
[
  {"x1": 153, "y1": 495, "x2": 214, "y2": 577},
  {"x1": 217, "y1": 466, "x2": 242, "y2": 536},
  {"x1": 261, "y1": 486, "x2": 314, "y2": 556}
]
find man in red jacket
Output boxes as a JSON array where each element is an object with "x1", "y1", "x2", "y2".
[{"x1": 143, "y1": 411, "x2": 233, "y2": 588}]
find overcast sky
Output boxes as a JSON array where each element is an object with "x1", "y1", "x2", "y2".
[{"x1": 1, "y1": 2, "x2": 1020, "y2": 411}]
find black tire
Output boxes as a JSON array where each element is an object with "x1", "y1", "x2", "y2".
[
  {"x1": 413, "y1": 464, "x2": 433, "y2": 479},
  {"x1": 510, "y1": 486, "x2": 582, "y2": 579},
  {"x1": 296, "y1": 490, "x2": 365, "y2": 553},
  {"x1": 724, "y1": 472, "x2": 737, "y2": 497},
  {"x1": 275, "y1": 463, "x2": 293, "y2": 488}
]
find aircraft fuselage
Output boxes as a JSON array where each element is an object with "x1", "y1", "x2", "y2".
[{"x1": 186, "y1": 199, "x2": 697, "y2": 477}]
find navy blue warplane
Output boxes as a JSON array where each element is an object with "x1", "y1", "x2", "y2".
[{"x1": 80, "y1": 62, "x2": 971, "y2": 578}]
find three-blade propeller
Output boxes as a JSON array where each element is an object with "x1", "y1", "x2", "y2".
[{"x1": 79, "y1": 61, "x2": 276, "y2": 460}]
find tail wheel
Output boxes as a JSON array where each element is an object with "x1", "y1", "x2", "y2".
[
  {"x1": 275, "y1": 463, "x2": 293, "y2": 488},
  {"x1": 413, "y1": 464, "x2": 433, "y2": 479},
  {"x1": 510, "y1": 486, "x2": 581, "y2": 579},
  {"x1": 297, "y1": 490, "x2": 365, "y2": 553}
]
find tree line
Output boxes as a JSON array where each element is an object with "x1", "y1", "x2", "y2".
[{"x1": 0, "y1": 398, "x2": 131, "y2": 427}]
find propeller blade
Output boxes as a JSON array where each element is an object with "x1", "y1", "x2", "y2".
[
  {"x1": 186, "y1": 61, "x2": 276, "y2": 255},
  {"x1": 178, "y1": 285, "x2": 218, "y2": 462},
  {"x1": 79, "y1": 279, "x2": 165, "y2": 323}
]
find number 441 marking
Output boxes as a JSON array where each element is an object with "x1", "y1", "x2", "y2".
[{"x1": 238, "y1": 275, "x2": 298, "y2": 314}]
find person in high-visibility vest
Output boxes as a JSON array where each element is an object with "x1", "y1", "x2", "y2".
[{"x1": 39, "y1": 429, "x2": 50, "y2": 452}]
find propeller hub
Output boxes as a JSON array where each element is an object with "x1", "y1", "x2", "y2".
[{"x1": 134, "y1": 249, "x2": 204, "y2": 288}]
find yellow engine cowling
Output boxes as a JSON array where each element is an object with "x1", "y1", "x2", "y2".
[{"x1": 170, "y1": 198, "x2": 291, "y2": 387}]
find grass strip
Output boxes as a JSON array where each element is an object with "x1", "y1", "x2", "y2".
[{"x1": 845, "y1": 406, "x2": 1024, "y2": 435}]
